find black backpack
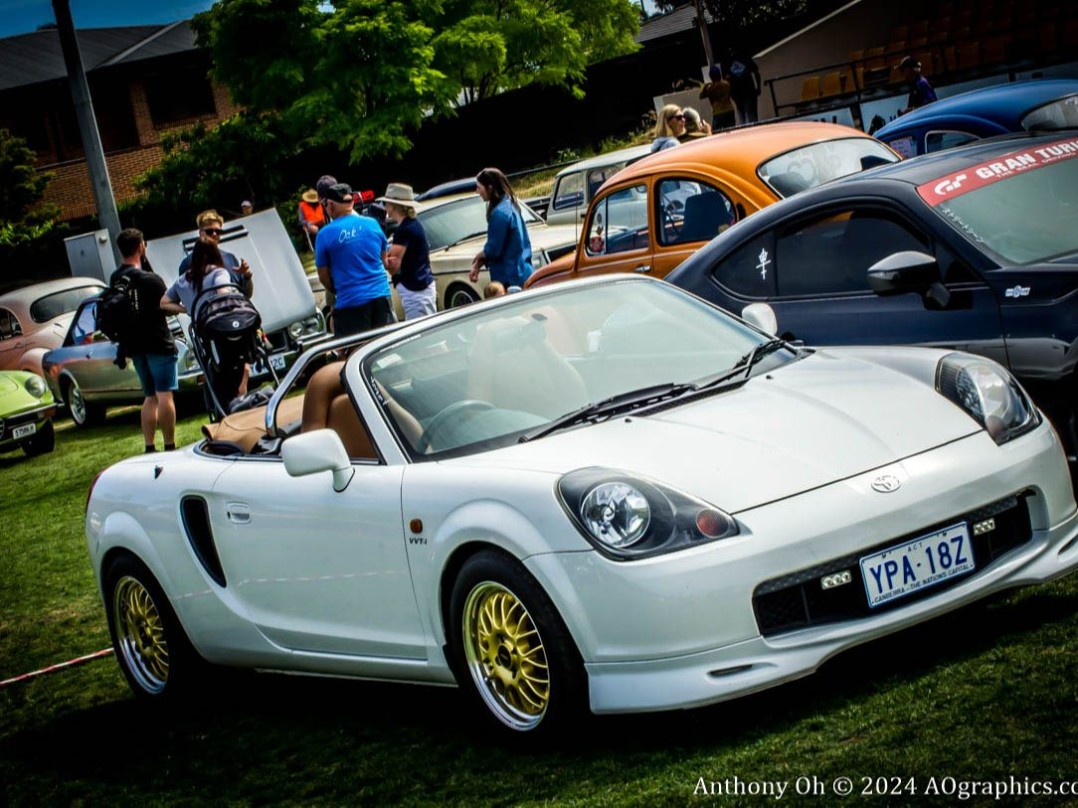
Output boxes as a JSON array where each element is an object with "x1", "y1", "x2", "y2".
[{"x1": 97, "y1": 273, "x2": 138, "y2": 344}]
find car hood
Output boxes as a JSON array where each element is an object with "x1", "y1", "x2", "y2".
[
  {"x1": 445, "y1": 351, "x2": 982, "y2": 512},
  {"x1": 435, "y1": 223, "x2": 579, "y2": 258},
  {"x1": 0, "y1": 374, "x2": 20, "y2": 395}
]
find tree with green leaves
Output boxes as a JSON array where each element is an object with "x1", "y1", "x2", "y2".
[
  {"x1": 0, "y1": 129, "x2": 57, "y2": 255},
  {"x1": 192, "y1": 0, "x2": 640, "y2": 161}
]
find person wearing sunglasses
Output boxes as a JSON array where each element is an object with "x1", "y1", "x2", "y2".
[
  {"x1": 650, "y1": 104, "x2": 685, "y2": 153},
  {"x1": 177, "y1": 209, "x2": 254, "y2": 298}
]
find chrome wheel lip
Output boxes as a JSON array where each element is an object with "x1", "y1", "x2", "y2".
[
  {"x1": 461, "y1": 580, "x2": 550, "y2": 732},
  {"x1": 112, "y1": 575, "x2": 169, "y2": 694},
  {"x1": 447, "y1": 288, "x2": 478, "y2": 308}
]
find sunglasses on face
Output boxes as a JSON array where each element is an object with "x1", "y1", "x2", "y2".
[
  {"x1": 202, "y1": 227, "x2": 223, "y2": 236},
  {"x1": 668, "y1": 114, "x2": 685, "y2": 121}
]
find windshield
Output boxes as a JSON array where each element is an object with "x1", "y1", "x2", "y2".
[
  {"x1": 931, "y1": 155, "x2": 1078, "y2": 265},
  {"x1": 29, "y1": 285, "x2": 104, "y2": 324},
  {"x1": 1021, "y1": 94, "x2": 1078, "y2": 131},
  {"x1": 365, "y1": 281, "x2": 786, "y2": 458},
  {"x1": 418, "y1": 196, "x2": 542, "y2": 251},
  {"x1": 758, "y1": 138, "x2": 899, "y2": 197}
]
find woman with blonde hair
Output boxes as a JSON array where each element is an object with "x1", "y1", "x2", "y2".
[{"x1": 650, "y1": 104, "x2": 685, "y2": 152}]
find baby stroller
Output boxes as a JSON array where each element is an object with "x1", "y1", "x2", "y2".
[{"x1": 188, "y1": 280, "x2": 279, "y2": 420}]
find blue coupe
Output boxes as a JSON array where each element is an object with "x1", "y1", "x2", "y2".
[{"x1": 875, "y1": 79, "x2": 1078, "y2": 157}]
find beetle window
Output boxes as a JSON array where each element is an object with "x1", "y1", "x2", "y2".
[
  {"x1": 0, "y1": 308, "x2": 21, "y2": 339},
  {"x1": 551, "y1": 172, "x2": 584, "y2": 211},
  {"x1": 658, "y1": 179, "x2": 735, "y2": 246},
  {"x1": 69, "y1": 302, "x2": 99, "y2": 346},
  {"x1": 925, "y1": 130, "x2": 978, "y2": 153},
  {"x1": 1021, "y1": 94, "x2": 1078, "y2": 131},
  {"x1": 758, "y1": 138, "x2": 899, "y2": 197},
  {"x1": 586, "y1": 184, "x2": 648, "y2": 256},
  {"x1": 775, "y1": 209, "x2": 928, "y2": 296},
  {"x1": 28, "y1": 285, "x2": 103, "y2": 324}
]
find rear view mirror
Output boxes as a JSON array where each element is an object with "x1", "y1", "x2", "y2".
[
  {"x1": 867, "y1": 250, "x2": 950, "y2": 307},
  {"x1": 741, "y1": 303, "x2": 778, "y2": 336}
]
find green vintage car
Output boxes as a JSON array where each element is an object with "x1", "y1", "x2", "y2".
[{"x1": 0, "y1": 370, "x2": 57, "y2": 457}]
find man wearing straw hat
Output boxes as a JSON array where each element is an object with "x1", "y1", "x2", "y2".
[
  {"x1": 378, "y1": 183, "x2": 436, "y2": 319},
  {"x1": 297, "y1": 187, "x2": 328, "y2": 248}
]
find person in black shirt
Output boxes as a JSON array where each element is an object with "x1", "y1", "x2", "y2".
[
  {"x1": 113, "y1": 228, "x2": 178, "y2": 453},
  {"x1": 378, "y1": 183, "x2": 436, "y2": 319}
]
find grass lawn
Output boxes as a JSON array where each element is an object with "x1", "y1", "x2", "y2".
[{"x1": 2, "y1": 409, "x2": 1078, "y2": 806}]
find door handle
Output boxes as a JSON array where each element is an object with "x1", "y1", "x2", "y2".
[
  {"x1": 226, "y1": 503, "x2": 251, "y2": 524},
  {"x1": 633, "y1": 265, "x2": 652, "y2": 273}
]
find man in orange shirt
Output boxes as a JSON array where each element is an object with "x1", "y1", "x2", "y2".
[{"x1": 297, "y1": 188, "x2": 327, "y2": 248}]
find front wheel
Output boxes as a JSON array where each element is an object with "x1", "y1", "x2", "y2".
[
  {"x1": 64, "y1": 377, "x2": 105, "y2": 427},
  {"x1": 450, "y1": 550, "x2": 586, "y2": 736},
  {"x1": 445, "y1": 283, "x2": 480, "y2": 309},
  {"x1": 104, "y1": 554, "x2": 204, "y2": 700}
]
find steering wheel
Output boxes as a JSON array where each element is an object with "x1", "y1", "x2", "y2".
[{"x1": 417, "y1": 399, "x2": 495, "y2": 452}]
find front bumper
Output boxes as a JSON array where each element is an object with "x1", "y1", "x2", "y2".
[
  {"x1": 525, "y1": 422, "x2": 1078, "y2": 714},
  {"x1": 0, "y1": 402, "x2": 55, "y2": 452}
]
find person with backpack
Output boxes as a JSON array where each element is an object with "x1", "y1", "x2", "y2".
[{"x1": 108, "y1": 228, "x2": 178, "y2": 453}]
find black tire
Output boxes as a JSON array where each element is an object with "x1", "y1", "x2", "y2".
[
  {"x1": 445, "y1": 283, "x2": 480, "y2": 309},
  {"x1": 22, "y1": 419, "x2": 54, "y2": 457},
  {"x1": 104, "y1": 554, "x2": 205, "y2": 701},
  {"x1": 63, "y1": 377, "x2": 105, "y2": 428},
  {"x1": 449, "y1": 550, "x2": 586, "y2": 736}
]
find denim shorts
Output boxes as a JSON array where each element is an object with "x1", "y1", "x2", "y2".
[{"x1": 131, "y1": 353, "x2": 179, "y2": 396}]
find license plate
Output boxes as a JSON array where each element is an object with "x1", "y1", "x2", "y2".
[
  {"x1": 12, "y1": 423, "x2": 36, "y2": 439},
  {"x1": 860, "y1": 522, "x2": 974, "y2": 608},
  {"x1": 269, "y1": 353, "x2": 287, "y2": 371}
]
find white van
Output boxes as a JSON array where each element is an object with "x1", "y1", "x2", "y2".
[{"x1": 544, "y1": 144, "x2": 653, "y2": 231}]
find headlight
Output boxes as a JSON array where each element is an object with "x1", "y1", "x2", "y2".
[
  {"x1": 558, "y1": 468, "x2": 739, "y2": 560},
  {"x1": 177, "y1": 345, "x2": 201, "y2": 373},
  {"x1": 289, "y1": 313, "x2": 325, "y2": 340},
  {"x1": 24, "y1": 374, "x2": 47, "y2": 398},
  {"x1": 936, "y1": 354, "x2": 1039, "y2": 445}
]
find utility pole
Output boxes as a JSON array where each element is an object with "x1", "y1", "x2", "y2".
[
  {"x1": 693, "y1": 0, "x2": 716, "y2": 68},
  {"x1": 52, "y1": 0, "x2": 122, "y2": 263}
]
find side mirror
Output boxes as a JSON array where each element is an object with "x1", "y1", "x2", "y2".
[
  {"x1": 282, "y1": 429, "x2": 355, "y2": 492},
  {"x1": 867, "y1": 250, "x2": 950, "y2": 307},
  {"x1": 741, "y1": 302, "x2": 778, "y2": 336}
]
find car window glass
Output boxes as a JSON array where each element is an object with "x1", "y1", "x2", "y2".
[
  {"x1": 1021, "y1": 95, "x2": 1078, "y2": 131},
  {"x1": 70, "y1": 302, "x2": 99, "y2": 345},
  {"x1": 926, "y1": 130, "x2": 978, "y2": 153},
  {"x1": 586, "y1": 163, "x2": 627, "y2": 200},
  {"x1": 758, "y1": 138, "x2": 899, "y2": 197},
  {"x1": 28, "y1": 285, "x2": 103, "y2": 323},
  {"x1": 586, "y1": 184, "x2": 648, "y2": 256},
  {"x1": 933, "y1": 156, "x2": 1078, "y2": 265},
  {"x1": 711, "y1": 233, "x2": 777, "y2": 297},
  {"x1": 551, "y1": 172, "x2": 584, "y2": 211},
  {"x1": 419, "y1": 196, "x2": 540, "y2": 251},
  {"x1": 0, "y1": 308, "x2": 21, "y2": 339},
  {"x1": 658, "y1": 178, "x2": 735, "y2": 246},
  {"x1": 776, "y1": 209, "x2": 928, "y2": 296}
]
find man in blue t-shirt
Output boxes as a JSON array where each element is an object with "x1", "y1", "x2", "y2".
[{"x1": 315, "y1": 183, "x2": 393, "y2": 336}]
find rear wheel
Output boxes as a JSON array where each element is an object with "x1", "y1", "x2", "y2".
[
  {"x1": 104, "y1": 554, "x2": 204, "y2": 700},
  {"x1": 445, "y1": 284, "x2": 480, "y2": 309},
  {"x1": 22, "y1": 419, "x2": 54, "y2": 456},
  {"x1": 63, "y1": 378, "x2": 105, "y2": 427},
  {"x1": 450, "y1": 550, "x2": 586, "y2": 736}
]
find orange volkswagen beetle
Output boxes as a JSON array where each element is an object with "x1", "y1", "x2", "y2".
[{"x1": 525, "y1": 122, "x2": 898, "y2": 289}]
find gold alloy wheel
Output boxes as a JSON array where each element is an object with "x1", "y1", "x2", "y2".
[
  {"x1": 113, "y1": 575, "x2": 170, "y2": 694},
  {"x1": 462, "y1": 581, "x2": 551, "y2": 731}
]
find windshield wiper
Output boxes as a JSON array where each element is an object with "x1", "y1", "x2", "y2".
[
  {"x1": 518, "y1": 382, "x2": 695, "y2": 443},
  {"x1": 681, "y1": 338, "x2": 791, "y2": 395},
  {"x1": 442, "y1": 230, "x2": 489, "y2": 250}
]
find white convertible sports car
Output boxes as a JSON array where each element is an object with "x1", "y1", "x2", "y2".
[{"x1": 86, "y1": 276, "x2": 1078, "y2": 736}]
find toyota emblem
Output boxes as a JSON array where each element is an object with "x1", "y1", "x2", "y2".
[{"x1": 871, "y1": 474, "x2": 902, "y2": 493}]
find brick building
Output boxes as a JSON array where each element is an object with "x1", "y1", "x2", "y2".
[{"x1": 0, "y1": 22, "x2": 239, "y2": 222}]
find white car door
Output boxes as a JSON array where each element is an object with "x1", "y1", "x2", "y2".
[{"x1": 207, "y1": 459, "x2": 425, "y2": 659}]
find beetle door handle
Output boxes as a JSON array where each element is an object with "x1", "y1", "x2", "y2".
[{"x1": 633, "y1": 265, "x2": 652, "y2": 273}]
